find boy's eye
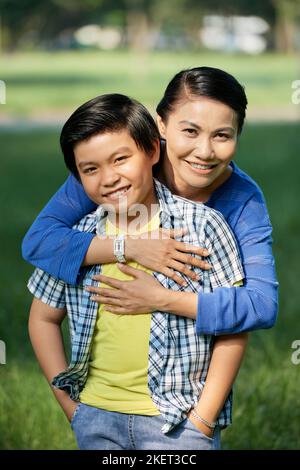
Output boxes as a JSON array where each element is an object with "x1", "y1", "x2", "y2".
[{"x1": 83, "y1": 167, "x2": 97, "y2": 174}]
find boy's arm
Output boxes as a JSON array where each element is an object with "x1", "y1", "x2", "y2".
[
  {"x1": 187, "y1": 212, "x2": 247, "y2": 437},
  {"x1": 28, "y1": 297, "x2": 78, "y2": 422},
  {"x1": 188, "y1": 333, "x2": 248, "y2": 437}
]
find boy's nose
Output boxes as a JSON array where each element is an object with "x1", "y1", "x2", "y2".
[{"x1": 101, "y1": 168, "x2": 121, "y2": 187}]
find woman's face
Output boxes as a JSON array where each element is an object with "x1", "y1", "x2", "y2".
[{"x1": 157, "y1": 96, "x2": 239, "y2": 201}]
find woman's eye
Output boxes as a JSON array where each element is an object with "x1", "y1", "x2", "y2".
[
  {"x1": 183, "y1": 128, "x2": 197, "y2": 136},
  {"x1": 115, "y1": 156, "x2": 128, "y2": 164},
  {"x1": 215, "y1": 133, "x2": 230, "y2": 140}
]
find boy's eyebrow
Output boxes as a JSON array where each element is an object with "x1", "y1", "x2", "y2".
[
  {"x1": 109, "y1": 146, "x2": 132, "y2": 158},
  {"x1": 78, "y1": 146, "x2": 132, "y2": 168},
  {"x1": 179, "y1": 120, "x2": 235, "y2": 133}
]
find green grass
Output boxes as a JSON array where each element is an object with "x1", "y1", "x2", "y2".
[
  {"x1": 0, "y1": 123, "x2": 300, "y2": 449},
  {"x1": 0, "y1": 50, "x2": 298, "y2": 116}
]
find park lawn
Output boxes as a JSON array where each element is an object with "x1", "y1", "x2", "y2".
[
  {"x1": 0, "y1": 50, "x2": 298, "y2": 117},
  {"x1": 0, "y1": 122, "x2": 300, "y2": 449}
]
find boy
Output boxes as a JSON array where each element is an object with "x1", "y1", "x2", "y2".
[{"x1": 28, "y1": 93, "x2": 247, "y2": 450}]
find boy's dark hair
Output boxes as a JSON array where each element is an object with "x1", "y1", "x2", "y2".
[
  {"x1": 60, "y1": 93, "x2": 160, "y2": 179},
  {"x1": 156, "y1": 66, "x2": 248, "y2": 134}
]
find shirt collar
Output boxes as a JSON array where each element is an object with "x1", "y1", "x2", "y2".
[{"x1": 95, "y1": 178, "x2": 184, "y2": 235}]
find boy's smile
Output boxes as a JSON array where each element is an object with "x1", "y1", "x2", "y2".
[{"x1": 74, "y1": 130, "x2": 160, "y2": 220}]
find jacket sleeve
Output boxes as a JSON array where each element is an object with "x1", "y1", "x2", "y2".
[
  {"x1": 196, "y1": 191, "x2": 279, "y2": 335},
  {"x1": 22, "y1": 175, "x2": 97, "y2": 285}
]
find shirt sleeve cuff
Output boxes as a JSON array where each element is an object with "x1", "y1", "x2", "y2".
[
  {"x1": 196, "y1": 291, "x2": 218, "y2": 336},
  {"x1": 59, "y1": 232, "x2": 95, "y2": 286}
]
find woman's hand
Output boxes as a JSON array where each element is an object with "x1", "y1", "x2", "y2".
[
  {"x1": 86, "y1": 264, "x2": 168, "y2": 314},
  {"x1": 125, "y1": 228, "x2": 211, "y2": 287}
]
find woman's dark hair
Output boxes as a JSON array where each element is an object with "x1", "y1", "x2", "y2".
[
  {"x1": 156, "y1": 66, "x2": 248, "y2": 134},
  {"x1": 60, "y1": 93, "x2": 160, "y2": 179}
]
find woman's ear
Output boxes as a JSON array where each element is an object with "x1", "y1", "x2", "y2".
[
  {"x1": 151, "y1": 139, "x2": 161, "y2": 166},
  {"x1": 156, "y1": 114, "x2": 166, "y2": 139}
]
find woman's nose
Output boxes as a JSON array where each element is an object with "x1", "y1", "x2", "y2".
[{"x1": 194, "y1": 138, "x2": 214, "y2": 160}]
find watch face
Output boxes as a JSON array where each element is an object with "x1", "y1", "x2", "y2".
[{"x1": 114, "y1": 237, "x2": 125, "y2": 262}]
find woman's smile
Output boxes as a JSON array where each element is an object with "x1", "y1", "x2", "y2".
[{"x1": 184, "y1": 160, "x2": 218, "y2": 175}]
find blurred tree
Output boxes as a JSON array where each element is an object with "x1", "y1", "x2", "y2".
[
  {"x1": 0, "y1": 0, "x2": 107, "y2": 50},
  {"x1": 0, "y1": 0, "x2": 299, "y2": 52},
  {"x1": 272, "y1": 0, "x2": 300, "y2": 53}
]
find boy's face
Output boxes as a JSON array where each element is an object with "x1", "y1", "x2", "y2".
[{"x1": 74, "y1": 130, "x2": 159, "y2": 214}]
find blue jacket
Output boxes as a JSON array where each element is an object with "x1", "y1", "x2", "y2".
[{"x1": 22, "y1": 163, "x2": 278, "y2": 335}]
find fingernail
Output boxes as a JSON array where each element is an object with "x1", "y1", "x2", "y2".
[
  {"x1": 203, "y1": 249, "x2": 209, "y2": 256},
  {"x1": 205, "y1": 263, "x2": 212, "y2": 269}
]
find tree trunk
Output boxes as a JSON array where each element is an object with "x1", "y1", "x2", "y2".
[
  {"x1": 273, "y1": 0, "x2": 298, "y2": 53},
  {"x1": 126, "y1": 10, "x2": 152, "y2": 51}
]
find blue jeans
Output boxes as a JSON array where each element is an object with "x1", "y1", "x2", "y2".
[{"x1": 70, "y1": 403, "x2": 221, "y2": 450}]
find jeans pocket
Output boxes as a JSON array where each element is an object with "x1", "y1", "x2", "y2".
[
  {"x1": 70, "y1": 402, "x2": 82, "y2": 430},
  {"x1": 185, "y1": 417, "x2": 214, "y2": 442}
]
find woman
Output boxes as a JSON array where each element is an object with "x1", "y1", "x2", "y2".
[
  {"x1": 22, "y1": 66, "x2": 278, "y2": 337},
  {"x1": 27, "y1": 93, "x2": 247, "y2": 450}
]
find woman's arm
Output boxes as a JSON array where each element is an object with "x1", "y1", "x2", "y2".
[
  {"x1": 22, "y1": 175, "x2": 96, "y2": 285},
  {"x1": 197, "y1": 191, "x2": 278, "y2": 335},
  {"x1": 188, "y1": 333, "x2": 248, "y2": 437},
  {"x1": 28, "y1": 297, "x2": 78, "y2": 422},
  {"x1": 22, "y1": 175, "x2": 211, "y2": 286}
]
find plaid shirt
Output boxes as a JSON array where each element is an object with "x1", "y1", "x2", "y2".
[{"x1": 28, "y1": 179, "x2": 244, "y2": 434}]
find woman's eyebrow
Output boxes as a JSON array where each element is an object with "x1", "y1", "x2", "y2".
[
  {"x1": 179, "y1": 121, "x2": 235, "y2": 133},
  {"x1": 178, "y1": 120, "x2": 200, "y2": 129},
  {"x1": 214, "y1": 127, "x2": 236, "y2": 133}
]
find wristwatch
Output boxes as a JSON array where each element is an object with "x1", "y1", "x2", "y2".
[{"x1": 113, "y1": 234, "x2": 126, "y2": 263}]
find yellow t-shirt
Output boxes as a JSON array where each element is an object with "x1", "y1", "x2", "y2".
[{"x1": 79, "y1": 212, "x2": 161, "y2": 415}]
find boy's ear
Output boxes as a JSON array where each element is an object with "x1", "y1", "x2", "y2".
[{"x1": 156, "y1": 114, "x2": 166, "y2": 139}]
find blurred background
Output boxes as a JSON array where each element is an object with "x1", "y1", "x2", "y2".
[{"x1": 0, "y1": 0, "x2": 300, "y2": 450}]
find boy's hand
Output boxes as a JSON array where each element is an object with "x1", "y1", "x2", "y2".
[
  {"x1": 187, "y1": 410, "x2": 214, "y2": 438},
  {"x1": 63, "y1": 399, "x2": 80, "y2": 422}
]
